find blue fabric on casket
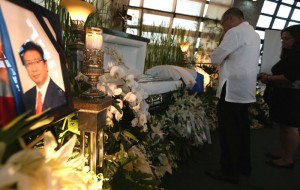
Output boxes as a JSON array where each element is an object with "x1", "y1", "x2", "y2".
[{"x1": 189, "y1": 72, "x2": 204, "y2": 94}]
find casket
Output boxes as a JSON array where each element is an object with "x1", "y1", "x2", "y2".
[{"x1": 101, "y1": 28, "x2": 183, "y2": 109}]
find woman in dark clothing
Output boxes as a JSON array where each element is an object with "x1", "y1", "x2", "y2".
[{"x1": 259, "y1": 24, "x2": 300, "y2": 168}]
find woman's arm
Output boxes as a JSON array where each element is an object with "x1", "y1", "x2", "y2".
[{"x1": 260, "y1": 73, "x2": 289, "y2": 84}]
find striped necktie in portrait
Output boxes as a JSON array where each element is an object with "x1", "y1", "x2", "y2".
[{"x1": 36, "y1": 91, "x2": 43, "y2": 114}]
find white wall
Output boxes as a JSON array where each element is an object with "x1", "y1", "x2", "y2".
[{"x1": 260, "y1": 29, "x2": 281, "y2": 74}]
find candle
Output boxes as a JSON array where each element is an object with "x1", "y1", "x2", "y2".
[{"x1": 86, "y1": 27, "x2": 103, "y2": 50}]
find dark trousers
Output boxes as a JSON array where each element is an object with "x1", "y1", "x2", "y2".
[{"x1": 217, "y1": 85, "x2": 251, "y2": 176}]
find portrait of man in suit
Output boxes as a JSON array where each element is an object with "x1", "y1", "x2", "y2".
[{"x1": 19, "y1": 41, "x2": 66, "y2": 115}]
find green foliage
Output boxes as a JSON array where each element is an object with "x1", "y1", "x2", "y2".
[
  {"x1": 143, "y1": 26, "x2": 190, "y2": 71},
  {"x1": 110, "y1": 169, "x2": 162, "y2": 190},
  {"x1": 0, "y1": 111, "x2": 54, "y2": 163}
]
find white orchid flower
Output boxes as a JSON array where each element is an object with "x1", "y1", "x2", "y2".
[
  {"x1": 131, "y1": 103, "x2": 141, "y2": 111},
  {"x1": 106, "y1": 83, "x2": 122, "y2": 97},
  {"x1": 108, "y1": 101, "x2": 124, "y2": 122},
  {"x1": 134, "y1": 90, "x2": 144, "y2": 103},
  {"x1": 123, "y1": 92, "x2": 137, "y2": 103},
  {"x1": 110, "y1": 66, "x2": 125, "y2": 80},
  {"x1": 114, "y1": 111, "x2": 123, "y2": 121},
  {"x1": 98, "y1": 73, "x2": 111, "y2": 83},
  {"x1": 125, "y1": 75, "x2": 138, "y2": 89},
  {"x1": 139, "y1": 101, "x2": 149, "y2": 114},
  {"x1": 106, "y1": 116, "x2": 113, "y2": 127},
  {"x1": 138, "y1": 113, "x2": 147, "y2": 126}
]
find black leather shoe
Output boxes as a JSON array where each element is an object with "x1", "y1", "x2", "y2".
[
  {"x1": 205, "y1": 170, "x2": 239, "y2": 184},
  {"x1": 266, "y1": 160, "x2": 294, "y2": 169}
]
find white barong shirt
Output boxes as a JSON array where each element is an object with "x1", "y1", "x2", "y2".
[{"x1": 211, "y1": 21, "x2": 261, "y2": 103}]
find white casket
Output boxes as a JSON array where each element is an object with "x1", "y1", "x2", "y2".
[
  {"x1": 101, "y1": 29, "x2": 211, "y2": 144},
  {"x1": 101, "y1": 28, "x2": 183, "y2": 108}
]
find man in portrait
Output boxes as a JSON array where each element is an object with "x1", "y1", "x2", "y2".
[{"x1": 19, "y1": 41, "x2": 66, "y2": 115}]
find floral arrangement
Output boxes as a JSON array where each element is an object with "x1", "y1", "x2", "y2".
[
  {"x1": 75, "y1": 45, "x2": 217, "y2": 189},
  {"x1": 0, "y1": 113, "x2": 104, "y2": 190},
  {"x1": 0, "y1": 42, "x2": 269, "y2": 189}
]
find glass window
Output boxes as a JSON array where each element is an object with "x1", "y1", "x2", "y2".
[
  {"x1": 291, "y1": 9, "x2": 300, "y2": 21},
  {"x1": 172, "y1": 18, "x2": 198, "y2": 31},
  {"x1": 203, "y1": 4, "x2": 209, "y2": 17},
  {"x1": 297, "y1": 2, "x2": 300, "y2": 7},
  {"x1": 277, "y1": 5, "x2": 291, "y2": 18},
  {"x1": 256, "y1": 15, "x2": 272, "y2": 28},
  {"x1": 126, "y1": 28, "x2": 138, "y2": 35},
  {"x1": 272, "y1": 18, "x2": 286, "y2": 30},
  {"x1": 287, "y1": 21, "x2": 300, "y2": 26},
  {"x1": 261, "y1": 1, "x2": 277, "y2": 15},
  {"x1": 195, "y1": 37, "x2": 200, "y2": 48},
  {"x1": 176, "y1": 0, "x2": 202, "y2": 17},
  {"x1": 143, "y1": 0, "x2": 174, "y2": 12},
  {"x1": 127, "y1": 9, "x2": 139, "y2": 25},
  {"x1": 255, "y1": 30, "x2": 265, "y2": 40},
  {"x1": 205, "y1": 4, "x2": 228, "y2": 20},
  {"x1": 142, "y1": 32, "x2": 168, "y2": 43},
  {"x1": 129, "y1": 0, "x2": 140, "y2": 7},
  {"x1": 199, "y1": 22, "x2": 204, "y2": 32},
  {"x1": 143, "y1": 13, "x2": 171, "y2": 27},
  {"x1": 281, "y1": 0, "x2": 294, "y2": 5}
]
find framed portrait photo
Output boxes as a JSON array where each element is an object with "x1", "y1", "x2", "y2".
[{"x1": 0, "y1": 0, "x2": 74, "y2": 127}]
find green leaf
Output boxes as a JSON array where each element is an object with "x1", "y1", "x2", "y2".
[{"x1": 123, "y1": 130, "x2": 139, "y2": 143}]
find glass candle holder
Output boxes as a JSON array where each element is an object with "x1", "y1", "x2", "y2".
[{"x1": 85, "y1": 27, "x2": 103, "y2": 50}]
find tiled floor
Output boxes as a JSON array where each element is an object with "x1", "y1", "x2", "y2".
[{"x1": 161, "y1": 125, "x2": 300, "y2": 190}]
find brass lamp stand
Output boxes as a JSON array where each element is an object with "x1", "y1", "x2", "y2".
[
  {"x1": 61, "y1": 0, "x2": 111, "y2": 174},
  {"x1": 74, "y1": 27, "x2": 111, "y2": 173}
]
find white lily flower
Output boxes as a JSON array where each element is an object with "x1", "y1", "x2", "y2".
[
  {"x1": 151, "y1": 124, "x2": 164, "y2": 140},
  {"x1": 142, "y1": 124, "x2": 148, "y2": 132},
  {"x1": 127, "y1": 146, "x2": 153, "y2": 176},
  {"x1": 131, "y1": 118, "x2": 138, "y2": 127},
  {"x1": 158, "y1": 154, "x2": 172, "y2": 174}
]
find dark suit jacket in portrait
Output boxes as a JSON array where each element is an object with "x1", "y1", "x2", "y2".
[{"x1": 23, "y1": 78, "x2": 67, "y2": 115}]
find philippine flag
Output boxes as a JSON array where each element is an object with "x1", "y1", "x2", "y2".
[
  {"x1": 0, "y1": 9, "x2": 24, "y2": 128},
  {"x1": 0, "y1": 61, "x2": 16, "y2": 127}
]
